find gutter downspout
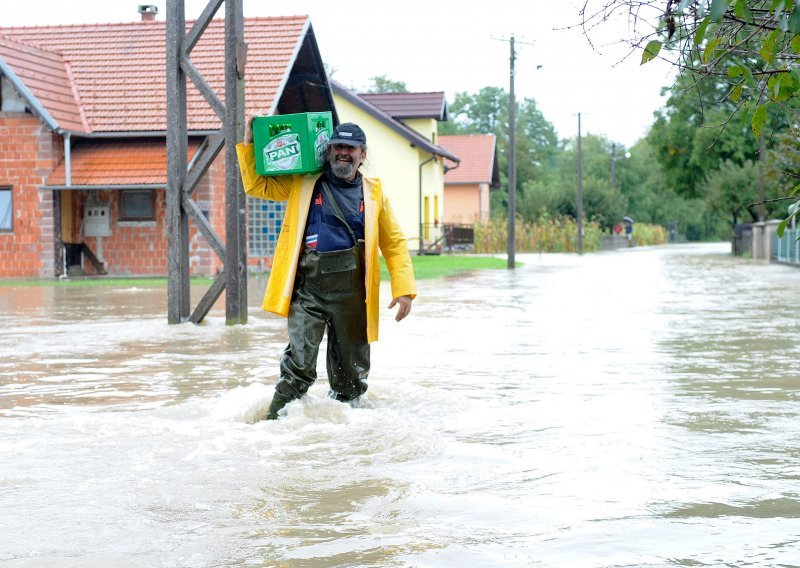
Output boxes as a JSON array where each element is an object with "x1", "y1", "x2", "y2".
[
  {"x1": 418, "y1": 155, "x2": 435, "y2": 254},
  {"x1": 64, "y1": 132, "x2": 72, "y2": 187}
]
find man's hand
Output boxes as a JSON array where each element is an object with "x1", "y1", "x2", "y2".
[
  {"x1": 243, "y1": 114, "x2": 257, "y2": 145},
  {"x1": 388, "y1": 295, "x2": 413, "y2": 322}
]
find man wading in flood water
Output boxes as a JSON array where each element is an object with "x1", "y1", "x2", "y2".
[{"x1": 237, "y1": 121, "x2": 416, "y2": 420}]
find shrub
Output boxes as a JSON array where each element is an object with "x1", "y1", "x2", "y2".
[
  {"x1": 473, "y1": 217, "x2": 667, "y2": 253},
  {"x1": 474, "y1": 217, "x2": 604, "y2": 254}
]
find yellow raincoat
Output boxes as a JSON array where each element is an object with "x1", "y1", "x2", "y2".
[{"x1": 236, "y1": 143, "x2": 417, "y2": 343}]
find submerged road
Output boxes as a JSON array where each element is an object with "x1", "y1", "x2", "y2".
[{"x1": 1, "y1": 243, "x2": 799, "y2": 567}]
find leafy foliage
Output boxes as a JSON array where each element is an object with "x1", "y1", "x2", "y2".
[
  {"x1": 646, "y1": 71, "x2": 760, "y2": 199},
  {"x1": 441, "y1": 87, "x2": 560, "y2": 213},
  {"x1": 583, "y1": 0, "x2": 800, "y2": 129},
  {"x1": 765, "y1": 129, "x2": 800, "y2": 233},
  {"x1": 439, "y1": 82, "x2": 729, "y2": 239},
  {"x1": 367, "y1": 75, "x2": 408, "y2": 93},
  {"x1": 520, "y1": 134, "x2": 628, "y2": 230},
  {"x1": 580, "y1": 0, "x2": 800, "y2": 230},
  {"x1": 701, "y1": 159, "x2": 760, "y2": 225}
]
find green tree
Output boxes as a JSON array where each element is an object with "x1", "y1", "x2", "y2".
[
  {"x1": 616, "y1": 138, "x2": 726, "y2": 240},
  {"x1": 367, "y1": 75, "x2": 408, "y2": 93},
  {"x1": 441, "y1": 87, "x2": 508, "y2": 134},
  {"x1": 519, "y1": 134, "x2": 627, "y2": 230},
  {"x1": 646, "y1": 71, "x2": 759, "y2": 199},
  {"x1": 701, "y1": 159, "x2": 760, "y2": 226},
  {"x1": 616, "y1": 139, "x2": 665, "y2": 224},
  {"x1": 584, "y1": 0, "x2": 800, "y2": 136},
  {"x1": 582, "y1": 0, "x2": 800, "y2": 230},
  {"x1": 442, "y1": 87, "x2": 560, "y2": 220}
]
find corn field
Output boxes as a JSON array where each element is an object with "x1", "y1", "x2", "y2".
[{"x1": 473, "y1": 218, "x2": 667, "y2": 254}]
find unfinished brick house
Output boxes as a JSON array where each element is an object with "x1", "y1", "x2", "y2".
[{"x1": 0, "y1": 7, "x2": 334, "y2": 278}]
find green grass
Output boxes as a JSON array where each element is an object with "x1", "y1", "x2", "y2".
[
  {"x1": 1, "y1": 256, "x2": 508, "y2": 287},
  {"x1": 381, "y1": 255, "x2": 509, "y2": 280}
]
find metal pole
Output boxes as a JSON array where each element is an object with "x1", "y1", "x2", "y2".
[
  {"x1": 166, "y1": 0, "x2": 190, "y2": 323},
  {"x1": 507, "y1": 35, "x2": 516, "y2": 270},
  {"x1": 577, "y1": 112, "x2": 584, "y2": 255},
  {"x1": 224, "y1": 0, "x2": 247, "y2": 324}
]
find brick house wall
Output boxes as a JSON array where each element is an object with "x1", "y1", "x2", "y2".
[
  {"x1": 0, "y1": 113, "x2": 59, "y2": 278},
  {"x1": 75, "y1": 188, "x2": 169, "y2": 276},
  {"x1": 71, "y1": 157, "x2": 226, "y2": 277},
  {"x1": 1, "y1": 112, "x2": 226, "y2": 278}
]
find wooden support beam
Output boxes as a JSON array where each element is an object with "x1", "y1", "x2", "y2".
[
  {"x1": 181, "y1": 58, "x2": 226, "y2": 121},
  {"x1": 189, "y1": 271, "x2": 227, "y2": 324},
  {"x1": 166, "y1": 0, "x2": 190, "y2": 323},
  {"x1": 167, "y1": 0, "x2": 245, "y2": 325},
  {"x1": 183, "y1": 0, "x2": 224, "y2": 55},
  {"x1": 184, "y1": 131, "x2": 225, "y2": 196},
  {"x1": 184, "y1": 196, "x2": 226, "y2": 260},
  {"x1": 224, "y1": 0, "x2": 247, "y2": 325}
]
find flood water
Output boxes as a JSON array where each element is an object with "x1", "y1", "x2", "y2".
[{"x1": 1, "y1": 243, "x2": 800, "y2": 567}]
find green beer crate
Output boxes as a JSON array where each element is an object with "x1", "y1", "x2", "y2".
[{"x1": 252, "y1": 112, "x2": 333, "y2": 176}]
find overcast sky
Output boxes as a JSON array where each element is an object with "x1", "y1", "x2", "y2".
[{"x1": 3, "y1": 0, "x2": 675, "y2": 147}]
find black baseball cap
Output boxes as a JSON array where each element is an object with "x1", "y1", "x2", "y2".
[{"x1": 329, "y1": 123, "x2": 366, "y2": 146}]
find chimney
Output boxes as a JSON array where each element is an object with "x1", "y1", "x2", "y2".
[{"x1": 138, "y1": 5, "x2": 158, "y2": 21}]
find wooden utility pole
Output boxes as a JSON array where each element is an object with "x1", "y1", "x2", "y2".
[
  {"x1": 610, "y1": 142, "x2": 616, "y2": 188},
  {"x1": 577, "y1": 112, "x2": 584, "y2": 255},
  {"x1": 507, "y1": 34, "x2": 517, "y2": 270},
  {"x1": 166, "y1": 0, "x2": 247, "y2": 325}
]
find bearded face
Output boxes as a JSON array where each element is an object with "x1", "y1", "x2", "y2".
[{"x1": 328, "y1": 144, "x2": 365, "y2": 180}]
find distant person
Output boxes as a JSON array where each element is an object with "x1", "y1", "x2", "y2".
[
  {"x1": 625, "y1": 221, "x2": 633, "y2": 244},
  {"x1": 236, "y1": 120, "x2": 416, "y2": 420}
]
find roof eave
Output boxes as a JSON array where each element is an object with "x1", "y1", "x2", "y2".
[
  {"x1": 333, "y1": 82, "x2": 459, "y2": 162},
  {"x1": 60, "y1": 130, "x2": 218, "y2": 139},
  {"x1": 304, "y1": 22, "x2": 338, "y2": 123},
  {"x1": 270, "y1": 18, "x2": 318, "y2": 116},
  {"x1": 40, "y1": 183, "x2": 165, "y2": 191}
]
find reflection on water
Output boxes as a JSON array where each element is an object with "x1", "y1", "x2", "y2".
[{"x1": 2, "y1": 244, "x2": 800, "y2": 567}]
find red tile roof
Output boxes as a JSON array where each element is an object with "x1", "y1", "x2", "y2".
[
  {"x1": 46, "y1": 139, "x2": 202, "y2": 186},
  {"x1": 0, "y1": 36, "x2": 87, "y2": 132},
  {"x1": 0, "y1": 16, "x2": 309, "y2": 134},
  {"x1": 439, "y1": 135, "x2": 498, "y2": 184},
  {"x1": 359, "y1": 92, "x2": 448, "y2": 120}
]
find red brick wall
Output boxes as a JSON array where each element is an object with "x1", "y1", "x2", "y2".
[
  {"x1": 72, "y1": 156, "x2": 228, "y2": 277},
  {"x1": 1, "y1": 117, "x2": 231, "y2": 278},
  {"x1": 0, "y1": 114, "x2": 60, "y2": 278},
  {"x1": 189, "y1": 154, "x2": 225, "y2": 276},
  {"x1": 75, "y1": 187, "x2": 222, "y2": 277},
  {"x1": 74, "y1": 188, "x2": 167, "y2": 276}
]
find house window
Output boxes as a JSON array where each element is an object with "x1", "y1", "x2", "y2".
[
  {"x1": 119, "y1": 189, "x2": 155, "y2": 221},
  {"x1": 0, "y1": 187, "x2": 12, "y2": 231},
  {"x1": 248, "y1": 195, "x2": 284, "y2": 256}
]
